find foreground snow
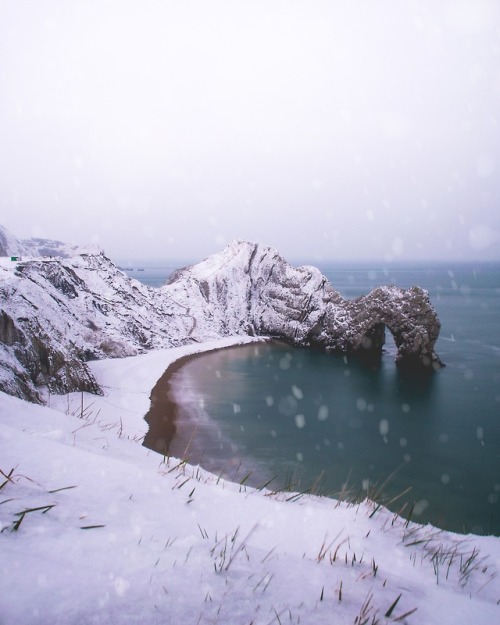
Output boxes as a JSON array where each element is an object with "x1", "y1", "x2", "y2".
[{"x1": 1, "y1": 339, "x2": 499, "y2": 625}]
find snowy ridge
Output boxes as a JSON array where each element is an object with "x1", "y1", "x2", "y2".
[
  {"x1": 0, "y1": 224, "x2": 94, "y2": 258},
  {"x1": 1, "y1": 230, "x2": 442, "y2": 403},
  {"x1": 0, "y1": 225, "x2": 31, "y2": 257}
]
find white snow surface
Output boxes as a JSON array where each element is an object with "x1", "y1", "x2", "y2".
[{"x1": 1, "y1": 338, "x2": 499, "y2": 625}]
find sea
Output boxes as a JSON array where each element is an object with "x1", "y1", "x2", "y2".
[{"x1": 123, "y1": 261, "x2": 500, "y2": 536}]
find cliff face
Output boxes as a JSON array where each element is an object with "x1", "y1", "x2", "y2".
[
  {"x1": 165, "y1": 241, "x2": 443, "y2": 368},
  {"x1": 0, "y1": 251, "x2": 196, "y2": 402},
  {"x1": 0, "y1": 239, "x2": 443, "y2": 403}
]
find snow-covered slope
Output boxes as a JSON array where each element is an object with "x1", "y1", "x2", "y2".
[
  {"x1": 0, "y1": 224, "x2": 93, "y2": 258},
  {"x1": 20, "y1": 236, "x2": 97, "y2": 258},
  {"x1": 0, "y1": 225, "x2": 31, "y2": 257},
  {"x1": 0, "y1": 252, "x2": 193, "y2": 402}
]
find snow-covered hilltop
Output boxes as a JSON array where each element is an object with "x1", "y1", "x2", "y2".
[
  {"x1": 0, "y1": 227, "x2": 443, "y2": 404},
  {"x1": 0, "y1": 225, "x2": 30, "y2": 258},
  {"x1": 0, "y1": 224, "x2": 94, "y2": 259}
]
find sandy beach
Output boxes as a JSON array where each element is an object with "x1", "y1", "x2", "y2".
[
  {"x1": 139, "y1": 339, "x2": 271, "y2": 458},
  {"x1": 142, "y1": 339, "x2": 279, "y2": 486},
  {"x1": 142, "y1": 352, "x2": 196, "y2": 457}
]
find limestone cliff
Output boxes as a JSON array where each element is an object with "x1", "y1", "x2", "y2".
[{"x1": 165, "y1": 240, "x2": 443, "y2": 369}]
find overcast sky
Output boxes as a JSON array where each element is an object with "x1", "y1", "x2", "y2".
[{"x1": 1, "y1": 0, "x2": 499, "y2": 263}]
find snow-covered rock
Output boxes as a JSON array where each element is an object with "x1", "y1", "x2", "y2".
[
  {"x1": 166, "y1": 240, "x2": 443, "y2": 369},
  {"x1": 0, "y1": 253, "x2": 192, "y2": 402},
  {"x1": 0, "y1": 231, "x2": 443, "y2": 403}
]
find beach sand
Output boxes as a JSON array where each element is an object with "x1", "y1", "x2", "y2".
[
  {"x1": 142, "y1": 353, "x2": 194, "y2": 457},
  {"x1": 142, "y1": 339, "x2": 277, "y2": 486}
]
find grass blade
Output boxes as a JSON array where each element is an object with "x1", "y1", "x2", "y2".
[{"x1": 385, "y1": 593, "x2": 402, "y2": 617}]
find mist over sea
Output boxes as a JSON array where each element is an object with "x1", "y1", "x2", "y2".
[{"x1": 127, "y1": 261, "x2": 500, "y2": 535}]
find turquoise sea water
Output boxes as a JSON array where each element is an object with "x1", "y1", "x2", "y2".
[{"x1": 131, "y1": 262, "x2": 500, "y2": 535}]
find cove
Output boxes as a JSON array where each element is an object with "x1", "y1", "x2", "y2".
[{"x1": 143, "y1": 339, "x2": 499, "y2": 536}]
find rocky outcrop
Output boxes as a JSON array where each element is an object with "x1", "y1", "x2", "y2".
[
  {"x1": 0, "y1": 238, "x2": 443, "y2": 403},
  {"x1": 166, "y1": 241, "x2": 443, "y2": 370}
]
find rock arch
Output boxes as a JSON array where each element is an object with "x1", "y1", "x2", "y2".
[{"x1": 329, "y1": 286, "x2": 443, "y2": 370}]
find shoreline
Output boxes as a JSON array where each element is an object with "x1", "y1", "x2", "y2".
[
  {"x1": 142, "y1": 338, "x2": 271, "y2": 459},
  {"x1": 139, "y1": 337, "x2": 500, "y2": 537},
  {"x1": 142, "y1": 351, "x2": 195, "y2": 457}
]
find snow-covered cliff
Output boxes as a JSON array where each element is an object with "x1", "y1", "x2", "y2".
[
  {"x1": 0, "y1": 224, "x2": 91, "y2": 258},
  {"x1": 0, "y1": 225, "x2": 31, "y2": 257},
  {"x1": 0, "y1": 232, "x2": 443, "y2": 403},
  {"x1": 166, "y1": 240, "x2": 442, "y2": 369}
]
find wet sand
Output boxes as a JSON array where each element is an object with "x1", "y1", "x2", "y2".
[
  {"x1": 142, "y1": 340, "x2": 271, "y2": 460},
  {"x1": 142, "y1": 352, "x2": 195, "y2": 457},
  {"x1": 142, "y1": 339, "x2": 276, "y2": 486}
]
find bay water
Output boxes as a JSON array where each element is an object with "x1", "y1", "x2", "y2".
[{"x1": 129, "y1": 262, "x2": 500, "y2": 535}]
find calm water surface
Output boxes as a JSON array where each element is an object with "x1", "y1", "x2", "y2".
[{"x1": 137, "y1": 262, "x2": 500, "y2": 535}]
